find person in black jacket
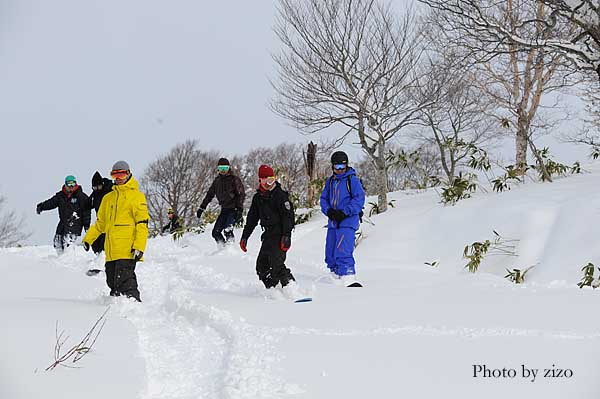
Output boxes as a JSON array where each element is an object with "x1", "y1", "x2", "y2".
[
  {"x1": 36, "y1": 175, "x2": 91, "y2": 253},
  {"x1": 162, "y1": 208, "x2": 182, "y2": 234},
  {"x1": 239, "y1": 165, "x2": 295, "y2": 289},
  {"x1": 89, "y1": 171, "x2": 113, "y2": 254},
  {"x1": 196, "y1": 158, "x2": 245, "y2": 245}
]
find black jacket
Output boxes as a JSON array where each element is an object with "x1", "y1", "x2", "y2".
[
  {"x1": 162, "y1": 216, "x2": 182, "y2": 234},
  {"x1": 242, "y1": 182, "x2": 295, "y2": 240},
  {"x1": 38, "y1": 186, "x2": 91, "y2": 235},
  {"x1": 90, "y1": 178, "x2": 113, "y2": 213},
  {"x1": 199, "y1": 173, "x2": 245, "y2": 210}
]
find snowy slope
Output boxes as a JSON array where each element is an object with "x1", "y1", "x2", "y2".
[{"x1": 2, "y1": 165, "x2": 600, "y2": 398}]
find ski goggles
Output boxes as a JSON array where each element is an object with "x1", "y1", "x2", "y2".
[
  {"x1": 110, "y1": 169, "x2": 129, "y2": 180},
  {"x1": 333, "y1": 164, "x2": 347, "y2": 170},
  {"x1": 93, "y1": 184, "x2": 103, "y2": 191},
  {"x1": 217, "y1": 165, "x2": 230, "y2": 172},
  {"x1": 259, "y1": 176, "x2": 276, "y2": 184},
  {"x1": 65, "y1": 180, "x2": 77, "y2": 187}
]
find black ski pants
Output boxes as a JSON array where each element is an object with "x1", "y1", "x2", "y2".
[
  {"x1": 256, "y1": 234, "x2": 295, "y2": 289},
  {"x1": 105, "y1": 259, "x2": 141, "y2": 302}
]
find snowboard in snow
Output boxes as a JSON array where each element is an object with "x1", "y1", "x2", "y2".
[
  {"x1": 294, "y1": 297, "x2": 313, "y2": 303},
  {"x1": 86, "y1": 269, "x2": 103, "y2": 276},
  {"x1": 347, "y1": 282, "x2": 363, "y2": 287}
]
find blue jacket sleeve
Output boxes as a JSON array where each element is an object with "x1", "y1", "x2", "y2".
[
  {"x1": 320, "y1": 178, "x2": 331, "y2": 216},
  {"x1": 342, "y1": 177, "x2": 365, "y2": 216}
]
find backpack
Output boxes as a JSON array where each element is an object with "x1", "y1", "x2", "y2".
[{"x1": 346, "y1": 175, "x2": 365, "y2": 223}]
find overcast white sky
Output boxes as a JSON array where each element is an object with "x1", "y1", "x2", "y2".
[
  {"x1": 0, "y1": 0, "x2": 327, "y2": 244},
  {"x1": 0, "y1": 0, "x2": 590, "y2": 245}
]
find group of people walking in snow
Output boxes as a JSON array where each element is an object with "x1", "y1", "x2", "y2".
[{"x1": 35, "y1": 151, "x2": 365, "y2": 301}]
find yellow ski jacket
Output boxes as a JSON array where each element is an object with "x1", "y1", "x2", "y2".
[{"x1": 84, "y1": 176, "x2": 149, "y2": 262}]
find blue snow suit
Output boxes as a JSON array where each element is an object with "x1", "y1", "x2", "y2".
[{"x1": 320, "y1": 167, "x2": 365, "y2": 276}]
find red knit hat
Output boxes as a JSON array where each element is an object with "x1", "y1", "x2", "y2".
[{"x1": 258, "y1": 164, "x2": 275, "y2": 178}]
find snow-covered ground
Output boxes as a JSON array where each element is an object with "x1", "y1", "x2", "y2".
[{"x1": 3, "y1": 165, "x2": 600, "y2": 398}]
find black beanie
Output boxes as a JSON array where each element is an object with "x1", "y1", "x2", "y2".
[
  {"x1": 92, "y1": 171, "x2": 103, "y2": 186},
  {"x1": 218, "y1": 158, "x2": 230, "y2": 166}
]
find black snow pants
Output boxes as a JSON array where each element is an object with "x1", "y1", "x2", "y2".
[
  {"x1": 105, "y1": 259, "x2": 141, "y2": 302},
  {"x1": 256, "y1": 234, "x2": 295, "y2": 289}
]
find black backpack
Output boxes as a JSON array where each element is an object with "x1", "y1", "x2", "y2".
[{"x1": 346, "y1": 175, "x2": 365, "y2": 223}]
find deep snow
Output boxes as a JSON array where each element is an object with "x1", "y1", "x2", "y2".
[{"x1": 3, "y1": 165, "x2": 600, "y2": 398}]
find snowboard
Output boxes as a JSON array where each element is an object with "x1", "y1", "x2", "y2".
[
  {"x1": 294, "y1": 297, "x2": 313, "y2": 303},
  {"x1": 347, "y1": 282, "x2": 363, "y2": 288},
  {"x1": 86, "y1": 269, "x2": 103, "y2": 276}
]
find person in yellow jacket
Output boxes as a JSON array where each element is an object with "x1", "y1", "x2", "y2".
[{"x1": 83, "y1": 160, "x2": 149, "y2": 302}]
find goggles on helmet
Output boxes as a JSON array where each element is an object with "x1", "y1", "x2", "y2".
[
  {"x1": 333, "y1": 164, "x2": 347, "y2": 170},
  {"x1": 65, "y1": 180, "x2": 77, "y2": 188},
  {"x1": 217, "y1": 165, "x2": 230, "y2": 172},
  {"x1": 111, "y1": 169, "x2": 129, "y2": 180}
]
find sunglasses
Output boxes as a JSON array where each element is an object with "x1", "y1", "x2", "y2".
[
  {"x1": 111, "y1": 169, "x2": 129, "y2": 179},
  {"x1": 65, "y1": 181, "x2": 77, "y2": 187},
  {"x1": 259, "y1": 176, "x2": 276, "y2": 184},
  {"x1": 333, "y1": 164, "x2": 347, "y2": 170},
  {"x1": 217, "y1": 165, "x2": 230, "y2": 172}
]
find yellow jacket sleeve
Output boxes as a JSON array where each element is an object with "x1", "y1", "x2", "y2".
[
  {"x1": 132, "y1": 192, "x2": 149, "y2": 252},
  {"x1": 84, "y1": 200, "x2": 107, "y2": 245}
]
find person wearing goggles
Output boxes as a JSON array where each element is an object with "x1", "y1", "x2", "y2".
[
  {"x1": 86, "y1": 171, "x2": 114, "y2": 255},
  {"x1": 196, "y1": 158, "x2": 246, "y2": 246},
  {"x1": 320, "y1": 151, "x2": 366, "y2": 287},
  {"x1": 162, "y1": 207, "x2": 182, "y2": 234},
  {"x1": 83, "y1": 160, "x2": 149, "y2": 302},
  {"x1": 240, "y1": 165, "x2": 297, "y2": 293},
  {"x1": 36, "y1": 175, "x2": 91, "y2": 254}
]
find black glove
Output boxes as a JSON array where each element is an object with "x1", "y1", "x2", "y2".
[
  {"x1": 280, "y1": 235, "x2": 291, "y2": 252},
  {"x1": 36, "y1": 204, "x2": 42, "y2": 215},
  {"x1": 327, "y1": 208, "x2": 336, "y2": 220},
  {"x1": 234, "y1": 207, "x2": 243, "y2": 223},
  {"x1": 333, "y1": 210, "x2": 348, "y2": 222},
  {"x1": 83, "y1": 242, "x2": 90, "y2": 252},
  {"x1": 132, "y1": 249, "x2": 143, "y2": 261},
  {"x1": 196, "y1": 208, "x2": 204, "y2": 219},
  {"x1": 327, "y1": 209, "x2": 347, "y2": 223}
]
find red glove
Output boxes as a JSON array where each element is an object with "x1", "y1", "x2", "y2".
[
  {"x1": 240, "y1": 238, "x2": 247, "y2": 252},
  {"x1": 280, "y1": 236, "x2": 291, "y2": 252}
]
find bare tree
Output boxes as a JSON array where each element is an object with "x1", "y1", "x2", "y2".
[
  {"x1": 140, "y1": 141, "x2": 220, "y2": 234},
  {"x1": 271, "y1": 0, "x2": 431, "y2": 212},
  {"x1": 242, "y1": 143, "x2": 307, "y2": 203},
  {"x1": 420, "y1": 0, "x2": 577, "y2": 173},
  {"x1": 0, "y1": 195, "x2": 29, "y2": 247},
  {"x1": 563, "y1": 78, "x2": 600, "y2": 147},
  {"x1": 356, "y1": 142, "x2": 442, "y2": 191},
  {"x1": 413, "y1": 52, "x2": 500, "y2": 183},
  {"x1": 419, "y1": 0, "x2": 600, "y2": 81}
]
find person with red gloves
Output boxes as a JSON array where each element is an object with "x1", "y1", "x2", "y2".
[{"x1": 240, "y1": 165, "x2": 296, "y2": 289}]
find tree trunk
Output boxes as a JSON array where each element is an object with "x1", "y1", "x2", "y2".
[
  {"x1": 374, "y1": 140, "x2": 389, "y2": 213},
  {"x1": 515, "y1": 112, "x2": 529, "y2": 172},
  {"x1": 304, "y1": 141, "x2": 317, "y2": 207}
]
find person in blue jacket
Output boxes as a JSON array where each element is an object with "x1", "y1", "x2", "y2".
[{"x1": 320, "y1": 151, "x2": 365, "y2": 286}]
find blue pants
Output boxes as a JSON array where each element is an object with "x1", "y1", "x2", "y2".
[{"x1": 325, "y1": 227, "x2": 356, "y2": 276}]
